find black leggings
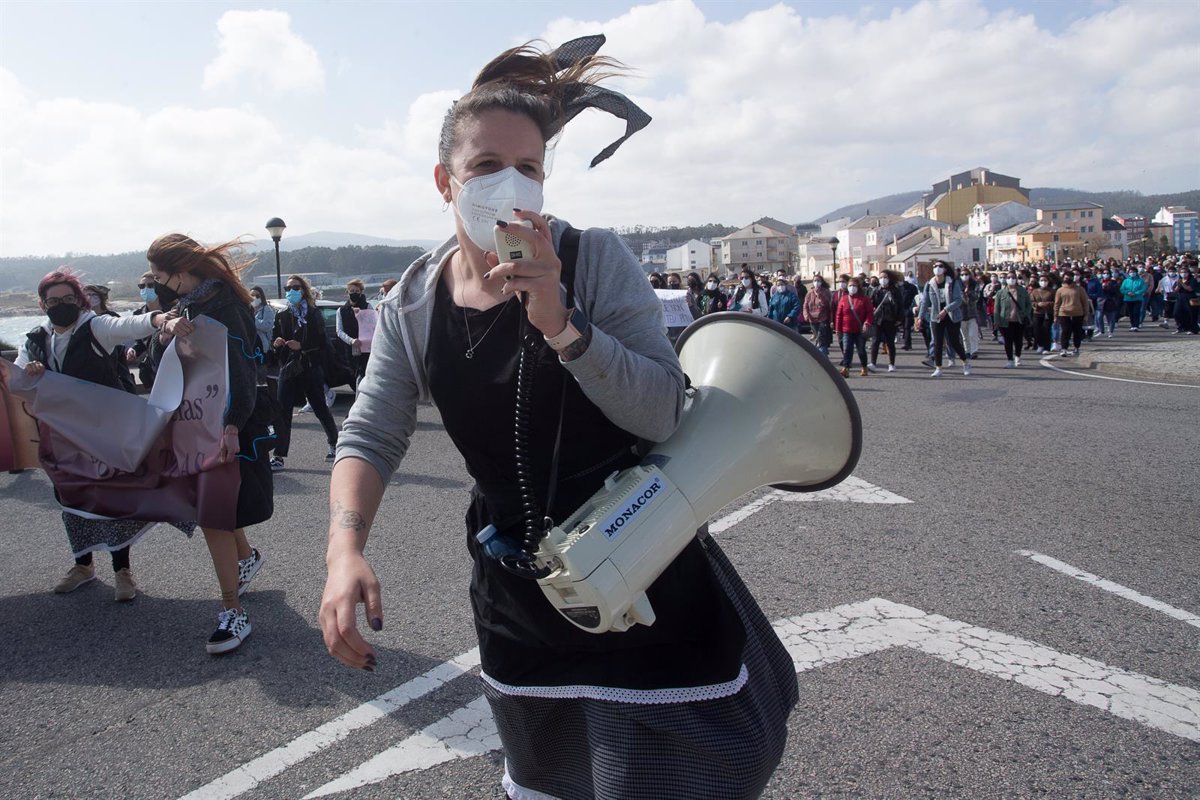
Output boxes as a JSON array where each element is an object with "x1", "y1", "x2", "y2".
[
  {"x1": 932, "y1": 319, "x2": 967, "y2": 367},
  {"x1": 1033, "y1": 314, "x2": 1053, "y2": 350},
  {"x1": 1003, "y1": 322, "x2": 1025, "y2": 360},
  {"x1": 276, "y1": 367, "x2": 339, "y2": 457},
  {"x1": 1058, "y1": 316, "x2": 1084, "y2": 350},
  {"x1": 870, "y1": 321, "x2": 898, "y2": 366},
  {"x1": 77, "y1": 547, "x2": 130, "y2": 572}
]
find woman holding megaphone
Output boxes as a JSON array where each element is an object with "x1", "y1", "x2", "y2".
[{"x1": 319, "y1": 36, "x2": 797, "y2": 800}]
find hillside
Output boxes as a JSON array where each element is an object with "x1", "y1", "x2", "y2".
[{"x1": 0, "y1": 244, "x2": 427, "y2": 296}]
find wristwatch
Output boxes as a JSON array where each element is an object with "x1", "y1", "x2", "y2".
[{"x1": 544, "y1": 307, "x2": 588, "y2": 351}]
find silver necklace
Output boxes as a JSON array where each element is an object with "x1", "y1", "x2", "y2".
[
  {"x1": 457, "y1": 257, "x2": 513, "y2": 359},
  {"x1": 462, "y1": 299, "x2": 513, "y2": 358}
]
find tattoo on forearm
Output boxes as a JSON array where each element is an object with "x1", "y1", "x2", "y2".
[
  {"x1": 559, "y1": 325, "x2": 592, "y2": 362},
  {"x1": 331, "y1": 499, "x2": 367, "y2": 532}
]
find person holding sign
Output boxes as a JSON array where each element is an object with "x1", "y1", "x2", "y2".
[
  {"x1": 9, "y1": 268, "x2": 166, "y2": 601},
  {"x1": 147, "y1": 234, "x2": 272, "y2": 654}
]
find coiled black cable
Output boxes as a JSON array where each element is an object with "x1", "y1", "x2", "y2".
[{"x1": 500, "y1": 307, "x2": 552, "y2": 579}]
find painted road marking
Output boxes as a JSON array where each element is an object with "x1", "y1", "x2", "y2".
[
  {"x1": 182, "y1": 479, "x2": 907, "y2": 798},
  {"x1": 710, "y1": 477, "x2": 912, "y2": 534},
  {"x1": 1038, "y1": 355, "x2": 1200, "y2": 389},
  {"x1": 1016, "y1": 550, "x2": 1200, "y2": 630},
  {"x1": 298, "y1": 599, "x2": 1200, "y2": 798},
  {"x1": 178, "y1": 648, "x2": 481, "y2": 800},
  {"x1": 303, "y1": 696, "x2": 499, "y2": 799}
]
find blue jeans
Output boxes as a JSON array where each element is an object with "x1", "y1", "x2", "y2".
[
  {"x1": 840, "y1": 332, "x2": 867, "y2": 369},
  {"x1": 814, "y1": 322, "x2": 832, "y2": 355},
  {"x1": 1104, "y1": 309, "x2": 1119, "y2": 334}
]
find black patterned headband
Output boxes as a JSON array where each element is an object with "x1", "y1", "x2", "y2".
[{"x1": 551, "y1": 34, "x2": 652, "y2": 168}]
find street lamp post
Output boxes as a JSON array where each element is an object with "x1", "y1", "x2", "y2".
[
  {"x1": 829, "y1": 236, "x2": 840, "y2": 277},
  {"x1": 265, "y1": 217, "x2": 287, "y2": 298}
]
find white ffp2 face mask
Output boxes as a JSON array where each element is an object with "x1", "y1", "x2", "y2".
[{"x1": 451, "y1": 166, "x2": 544, "y2": 252}]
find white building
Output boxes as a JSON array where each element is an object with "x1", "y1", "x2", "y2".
[
  {"x1": 1152, "y1": 206, "x2": 1199, "y2": 253},
  {"x1": 796, "y1": 236, "x2": 838, "y2": 278},
  {"x1": 720, "y1": 222, "x2": 797, "y2": 273},
  {"x1": 835, "y1": 214, "x2": 948, "y2": 274},
  {"x1": 887, "y1": 227, "x2": 984, "y2": 273},
  {"x1": 968, "y1": 201, "x2": 1037, "y2": 239},
  {"x1": 665, "y1": 239, "x2": 715, "y2": 273}
]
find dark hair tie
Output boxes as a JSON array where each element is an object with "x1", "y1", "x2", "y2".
[{"x1": 552, "y1": 34, "x2": 652, "y2": 168}]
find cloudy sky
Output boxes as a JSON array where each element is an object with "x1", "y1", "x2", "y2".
[{"x1": 1, "y1": 0, "x2": 1197, "y2": 257}]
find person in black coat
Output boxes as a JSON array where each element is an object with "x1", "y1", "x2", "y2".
[
  {"x1": 147, "y1": 233, "x2": 271, "y2": 654},
  {"x1": 272, "y1": 274, "x2": 340, "y2": 469},
  {"x1": 869, "y1": 270, "x2": 904, "y2": 371},
  {"x1": 335, "y1": 278, "x2": 371, "y2": 389},
  {"x1": 899, "y1": 276, "x2": 919, "y2": 350}
]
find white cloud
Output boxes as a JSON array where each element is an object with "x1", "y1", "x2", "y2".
[
  {"x1": 202, "y1": 10, "x2": 324, "y2": 94},
  {"x1": 536, "y1": 0, "x2": 1200, "y2": 229},
  {"x1": 1, "y1": 1, "x2": 1198, "y2": 257}
]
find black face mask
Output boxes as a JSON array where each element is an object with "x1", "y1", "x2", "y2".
[
  {"x1": 47, "y1": 302, "x2": 81, "y2": 328},
  {"x1": 348, "y1": 291, "x2": 368, "y2": 309},
  {"x1": 155, "y1": 278, "x2": 181, "y2": 307}
]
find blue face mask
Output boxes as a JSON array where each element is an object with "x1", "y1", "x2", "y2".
[
  {"x1": 139, "y1": 287, "x2": 156, "y2": 303},
  {"x1": 286, "y1": 289, "x2": 303, "y2": 305}
]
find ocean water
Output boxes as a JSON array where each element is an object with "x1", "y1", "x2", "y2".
[{"x1": 0, "y1": 315, "x2": 43, "y2": 348}]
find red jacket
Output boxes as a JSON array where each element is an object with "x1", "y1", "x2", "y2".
[{"x1": 835, "y1": 293, "x2": 875, "y2": 334}]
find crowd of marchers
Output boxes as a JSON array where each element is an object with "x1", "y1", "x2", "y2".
[{"x1": 650, "y1": 252, "x2": 1199, "y2": 378}]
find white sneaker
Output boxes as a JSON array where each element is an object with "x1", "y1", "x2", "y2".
[
  {"x1": 887, "y1": 364, "x2": 896, "y2": 373},
  {"x1": 947, "y1": 357, "x2": 956, "y2": 366},
  {"x1": 325, "y1": 388, "x2": 336, "y2": 407},
  {"x1": 1106, "y1": 332, "x2": 1113, "y2": 338},
  {"x1": 1004, "y1": 360, "x2": 1015, "y2": 368},
  {"x1": 963, "y1": 362, "x2": 972, "y2": 376},
  {"x1": 1014, "y1": 357, "x2": 1021, "y2": 367},
  {"x1": 299, "y1": 403, "x2": 312, "y2": 414},
  {"x1": 930, "y1": 367, "x2": 943, "y2": 377},
  {"x1": 866, "y1": 363, "x2": 878, "y2": 373},
  {"x1": 1050, "y1": 343, "x2": 1061, "y2": 351}
]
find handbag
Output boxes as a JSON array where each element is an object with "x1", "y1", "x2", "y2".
[{"x1": 278, "y1": 354, "x2": 304, "y2": 382}]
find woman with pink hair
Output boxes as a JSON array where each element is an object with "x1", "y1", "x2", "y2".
[{"x1": 12, "y1": 268, "x2": 167, "y2": 600}]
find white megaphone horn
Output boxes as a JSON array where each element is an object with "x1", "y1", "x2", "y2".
[{"x1": 534, "y1": 312, "x2": 862, "y2": 633}]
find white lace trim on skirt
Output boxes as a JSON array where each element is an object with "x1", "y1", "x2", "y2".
[{"x1": 481, "y1": 663, "x2": 748, "y2": 705}]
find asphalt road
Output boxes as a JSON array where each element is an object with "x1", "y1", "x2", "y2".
[{"x1": 1, "y1": 331, "x2": 1197, "y2": 800}]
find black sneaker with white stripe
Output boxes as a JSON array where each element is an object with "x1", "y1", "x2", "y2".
[
  {"x1": 237, "y1": 548, "x2": 264, "y2": 596},
  {"x1": 207, "y1": 608, "x2": 252, "y2": 654}
]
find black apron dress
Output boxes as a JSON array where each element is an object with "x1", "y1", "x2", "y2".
[{"x1": 425, "y1": 273, "x2": 798, "y2": 800}]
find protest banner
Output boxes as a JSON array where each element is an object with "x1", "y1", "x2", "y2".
[{"x1": 6, "y1": 317, "x2": 240, "y2": 530}]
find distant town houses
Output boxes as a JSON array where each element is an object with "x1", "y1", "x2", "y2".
[{"x1": 643, "y1": 166, "x2": 1195, "y2": 281}]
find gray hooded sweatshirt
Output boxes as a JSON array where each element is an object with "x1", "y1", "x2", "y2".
[{"x1": 335, "y1": 219, "x2": 685, "y2": 484}]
